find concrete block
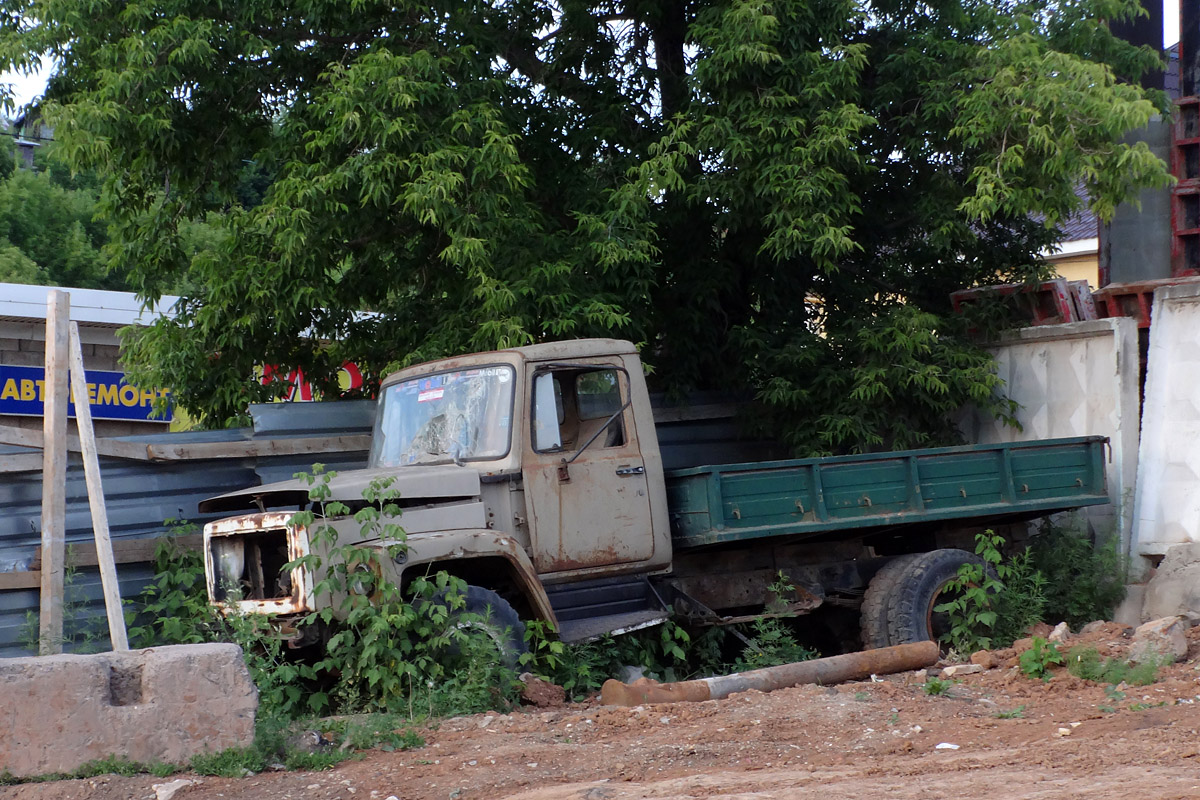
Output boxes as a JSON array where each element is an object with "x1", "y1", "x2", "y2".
[
  {"x1": 1114, "y1": 583, "x2": 1147, "y2": 626},
  {"x1": 0, "y1": 643, "x2": 257, "y2": 778},
  {"x1": 1142, "y1": 543, "x2": 1200, "y2": 621},
  {"x1": 1129, "y1": 616, "x2": 1189, "y2": 665},
  {"x1": 1133, "y1": 283, "x2": 1200, "y2": 557}
]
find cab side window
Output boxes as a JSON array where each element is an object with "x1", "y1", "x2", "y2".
[{"x1": 532, "y1": 368, "x2": 627, "y2": 452}]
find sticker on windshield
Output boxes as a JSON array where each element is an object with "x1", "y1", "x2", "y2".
[
  {"x1": 418, "y1": 388, "x2": 444, "y2": 403},
  {"x1": 497, "y1": 370, "x2": 511, "y2": 383}
]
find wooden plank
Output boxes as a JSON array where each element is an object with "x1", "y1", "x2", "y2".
[
  {"x1": 0, "y1": 452, "x2": 44, "y2": 473},
  {"x1": 5, "y1": 534, "x2": 204, "y2": 592},
  {"x1": 69, "y1": 322, "x2": 128, "y2": 651},
  {"x1": 39, "y1": 289, "x2": 69, "y2": 655},
  {"x1": 0, "y1": 423, "x2": 368, "y2": 462}
]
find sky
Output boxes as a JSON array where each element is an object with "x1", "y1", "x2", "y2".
[{"x1": 0, "y1": 2, "x2": 1187, "y2": 112}]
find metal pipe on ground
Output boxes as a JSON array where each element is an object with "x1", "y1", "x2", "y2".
[{"x1": 600, "y1": 640, "x2": 940, "y2": 706}]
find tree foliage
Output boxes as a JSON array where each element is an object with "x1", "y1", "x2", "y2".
[
  {"x1": 0, "y1": 130, "x2": 116, "y2": 288},
  {"x1": 0, "y1": 0, "x2": 1170, "y2": 449}
]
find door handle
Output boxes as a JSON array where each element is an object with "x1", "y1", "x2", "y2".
[{"x1": 615, "y1": 465, "x2": 645, "y2": 476}]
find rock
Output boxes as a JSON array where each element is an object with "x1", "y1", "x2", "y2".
[
  {"x1": 519, "y1": 674, "x2": 566, "y2": 707},
  {"x1": 1012, "y1": 637, "x2": 1034, "y2": 654},
  {"x1": 1048, "y1": 622, "x2": 1071, "y2": 642},
  {"x1": 1129, "y1": 616, "x2": 1189, "y2": 665},
  {"x1": 969, "y1": 650, "x2": 998, "y2": 669},
  {"x1": 934, "y1": 742, "x2": 959, "y2": 750},
  {"x1": 1143, "y1": 544, "x2": 1200, "y2": 622},
  {"x1": 1079, "y1": 620, "x2": 1109, "y2": 636},
  {"x1": 154, "y1": 779, "x2": 198, "y2": 800},
  {"x1": 942, "y1": 664, "x2": 984, "y2": 677},
  {"x1": 911, "y1": 669, "x2": 928, "y2": 682},
  {"x1": 617, "y1": 665, "x2": 647, "y2": 683}
]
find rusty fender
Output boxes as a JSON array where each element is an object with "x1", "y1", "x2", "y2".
[
  {"x1": 600, "y1": 640, "x2": 939, "y2": 706},
  {"x1": 379, "y1": 529, "x2": 558, "y2": 628}
]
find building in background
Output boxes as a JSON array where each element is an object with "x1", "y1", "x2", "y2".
[{"x1": 0, "y1": 283, "x2": 178, "y2": 437}]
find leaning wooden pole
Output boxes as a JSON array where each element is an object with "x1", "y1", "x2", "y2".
[
  {"x1": 600, "y1": 640, "x2": 940, "y2": 706},
  {"x1": 68, "y1": 322, "x2": 129, "y2": 651},
  {"x1": 39, "y1": 290, "x2": 70, "y2": 655}
]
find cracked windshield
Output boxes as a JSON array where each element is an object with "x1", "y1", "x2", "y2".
[{"x1": 369, "y1": 366, "x2": 514, "y2": 466}]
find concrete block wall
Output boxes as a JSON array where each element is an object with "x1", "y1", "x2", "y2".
[
  {"x1": 0, "y1": 643, "x2": 257, "y2": 777},
  {"x1": 1132, "y1": 283, "x2": 1200, "y2": 557},
  {"x1": 959, "y1": 318, "x2": 1141, "y2": 571}
]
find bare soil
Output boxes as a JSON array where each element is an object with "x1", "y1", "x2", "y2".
[{"x1": 8, "y1": 624, "x2": 1200, "y2": 800}]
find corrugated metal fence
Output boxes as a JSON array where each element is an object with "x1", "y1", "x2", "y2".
[{"x1": 0, "y1": 401, "x2": 375, "y2": 657}]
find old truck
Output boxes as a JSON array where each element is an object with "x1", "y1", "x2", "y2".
[{"x1": 199, "y1": 339, "x2": 1108, "y2": 654}]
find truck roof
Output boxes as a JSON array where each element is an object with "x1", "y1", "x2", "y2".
[{"x1": 384, "y1": 338, "x2": 639, "y2": 387}]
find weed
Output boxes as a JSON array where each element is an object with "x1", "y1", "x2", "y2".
[
  {"x1": 127, "y1": 519, "x2": 218, "y2": 647},
  {"x1": 1098, "y1": 704, "x2": 1117, "y2": 713},
  {"x1": 190, "y1": 747, "x2": 267, "y2": 777},
  {"x1": 923, "y1": 676, "x2": 953, "y2": 696},
  {"x1": 937, "y1": 531, "x2": 1046, "y2": 654},
  {"x1": 70, "y1": 756, "x2": 148, "y2": 778},
  {"x1": 854, "y1": 690, "x2": 870, "y2": 702},
  {"x1": 1028, "y1": 519, "x2": 1125, "y2": 628},
  {"x1": 888, "y1": 711, "x2": 900, "y2": 725},
  {"x1": 283, "y1": 749, "x2": 354, "y2": 771},
  {"x1": 1019, "y1": 637, "x2": 1063, "y2": 681},
  {"x1": 994, "y1": 705, "x2": 1026, "y2": 719},
  {"x1": 1128, "y1": 701, "x2": 1168, "y2": 711},
  {"x1": 1066, "y1": 646, "x2": 1160, "y2": 687}
]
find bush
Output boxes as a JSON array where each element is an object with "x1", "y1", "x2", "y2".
[{"x1": 1028, "y1": 520, "x2": 1126, "y2": 628}]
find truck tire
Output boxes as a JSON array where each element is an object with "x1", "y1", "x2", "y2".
[
  {"x1": 450, "y1": 585, "x2": 529, "y2": 670},
  {"x1": 885, "y1": 549, "x2": 988, "y2": 646},
  {"x1": 860, "y1": 554, "x2": 922, "y2": 649}
]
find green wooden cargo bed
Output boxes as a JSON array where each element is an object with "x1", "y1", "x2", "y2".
[{"x1": 665, "y1": 436, "x2": 1108, "y2": 549}]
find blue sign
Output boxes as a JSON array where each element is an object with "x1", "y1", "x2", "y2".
[{"x1": 0, "y1": 364, "x2": 172, "y2": 422}]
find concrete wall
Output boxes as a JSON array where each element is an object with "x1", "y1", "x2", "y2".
[
  {"x1": 1132, "y1": 283, "x2": 1200, "y2": 557},
  {"x1": 959, "y1": 318, "x2": 1141, "y2": 567},
  {"x1": 0, "y1": 643, "x2": 256, "y2": 777}
]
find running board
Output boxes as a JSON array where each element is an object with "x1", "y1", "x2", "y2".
[{"x1": 545, "y1": 574, "x2": 669, "y2": 643}]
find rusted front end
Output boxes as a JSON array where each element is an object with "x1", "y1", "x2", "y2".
[{"x1": 204, "y1": 512, "x2": 315, "y2": 616}]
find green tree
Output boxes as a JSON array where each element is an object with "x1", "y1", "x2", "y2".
[{"x1": 0, "y1": 0, "x2": 1171, "y2": 445}]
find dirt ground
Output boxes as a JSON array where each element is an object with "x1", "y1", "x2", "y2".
[{"x1": 8, "y1": 623, "x2": 1200, "y2": 800}]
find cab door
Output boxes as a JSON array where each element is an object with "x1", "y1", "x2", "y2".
[{"x1": 521, "y1": 363, "x2": 655, "y2": 573}]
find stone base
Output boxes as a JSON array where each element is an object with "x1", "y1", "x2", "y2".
[
  {"x1": 1143, "y1": 543, "x2": 1200, "y2": 622},
  {"x1": 0, "y1": 643, "x2": 257, "y2": 778}
]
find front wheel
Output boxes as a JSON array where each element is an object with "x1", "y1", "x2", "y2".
[{"x1": 447, "y1": 585, "x2": 528, "y2": 669}]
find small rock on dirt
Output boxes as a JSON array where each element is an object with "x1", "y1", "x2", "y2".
[
  {"x1": 942, "y1": 664, "x2": 984, "y2": 677},
  {"x1": 969, "y1": 650, "x2": 998, "y2": 669},
  {"x1": 1048, "y1": 622, "x2": 1071, "y2": 642},
  {"x1": 153, "y1": 779, "x2": 198, "y2": 800},
  {"x1": 520, "y1": 673, "x2": 566, "y2": 707},
  {"x1": 1130, "y1": 616, "x2": 1189, "y2": 665}
]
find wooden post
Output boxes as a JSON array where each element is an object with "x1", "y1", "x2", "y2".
[
  {"x1": 39, "y1": 290, "x2": 70, "y2": 655},
  {"x1": 68, "y1": 322, "x2": 129, "y2": 651}
]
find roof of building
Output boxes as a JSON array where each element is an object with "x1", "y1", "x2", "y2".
[{"x1": 0, "y1": 283, "x2": 178, "y2": 327}]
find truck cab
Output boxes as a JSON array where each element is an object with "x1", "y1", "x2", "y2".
[{"x1": 201, "y1": 339, "x2": 675, "y2": 642}]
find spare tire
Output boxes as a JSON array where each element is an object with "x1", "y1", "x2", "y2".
[{"x1": 884, "y1": 549, "x2": 990, "y2": 646}]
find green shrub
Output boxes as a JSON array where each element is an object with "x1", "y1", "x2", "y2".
[
  {"x1": 937, "y1": 531, "x2": 1046, "y2": 653},
  {"x1": 1018, "y1": 636, "x2": 1063, "y2": 681},
  {"x1": 1066, "y1": 645, "x2": 1160, "y2": 686},
  {"x1": 1028, "y1": 519, "x2": 1125, "y2": 628}
]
